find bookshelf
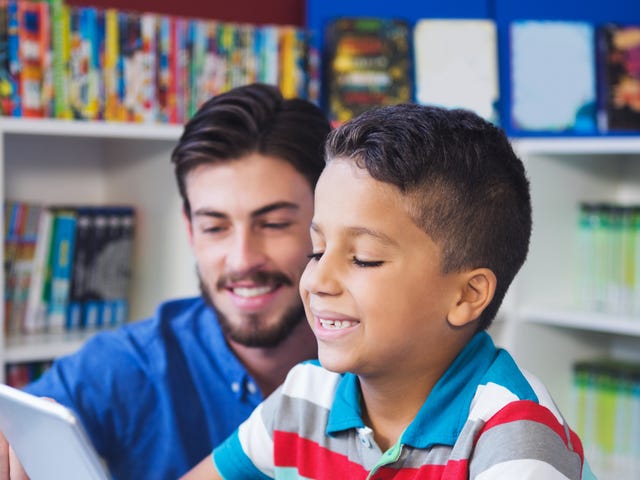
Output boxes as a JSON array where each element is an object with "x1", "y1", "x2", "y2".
[{"x1": 0, "y1": 118, "x2": 199, "y2": 382}]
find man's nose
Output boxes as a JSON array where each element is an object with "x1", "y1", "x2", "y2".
[{"x1": 225, "y1": 230, "x2": 268, "y2": 274}]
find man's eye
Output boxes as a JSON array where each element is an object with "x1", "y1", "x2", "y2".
[
  {"x1": 307, "y1": 252, "x2": 323, "y2": 261},
  {"x1": 263, "y1": 222, "x2": 292, "y2": 230},
  {"x1": 202, "y1": 226, "x2": 224, "y2": 234},
  {"x1": 352, "y1": 257, "x2": 384, "y2": 268}
]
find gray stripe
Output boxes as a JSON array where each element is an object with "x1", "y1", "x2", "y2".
[{"x1": 470, "y1": 420, "x2": 582, "y2": 479}]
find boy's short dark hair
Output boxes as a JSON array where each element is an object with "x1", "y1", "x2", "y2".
[
  {"x1": 171, "y1": 83, "x2": 331, "y2": 216},
  {"x1": 325, "y1": 104, "x2": 531, "y2": 330}
]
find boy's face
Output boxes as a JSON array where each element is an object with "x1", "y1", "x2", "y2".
[
  {"x1": 184, "y1": 154, "x2": 314, "y2": 347},
  {"x1": 300, "y1": 160, "x2": 465, "y2": 379}
]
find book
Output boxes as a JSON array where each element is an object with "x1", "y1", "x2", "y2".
[
  {"x1": 103, "y1": 8, "x2": 122, "y2": 121},
  {"x1": 9, "y1": 202, "x2": 41, "y2": 335},
  {"x1": 83, "y1": 208, "x2": 109, "y2": 328},
  {"x1": 68, "y1": 6, "x2": 102, "y2": 120},
  {"x1": 49, "y1": 0, "x2": 72, "y2": 119},
  {"x1": 0, "y1": 0, "x2": 20, "y2": 116},
  {"x1": 23, "y1": 205, "x2": 54, "y2": 335},
  {"x1": 597, "y1": 24, "x2": 640, "y2": 132},
  {"x1": 18, "y1": 0, "x2": 50, "y2": 118},
  {"x1": 66, "y1": 207, "x2": 92, "y2": 330},
  {"x1": 414, "y1": 19, "x2": 499, "y2": 124},
  {"x1": 47, "y1": 208, "x2": 77, "y2": 333},
  {"x1": 510, "y1": 20, "x2": 597, "y2": 133},
  {"x1": 324, "y1": 17, "x2": 413, "y2": 125}
]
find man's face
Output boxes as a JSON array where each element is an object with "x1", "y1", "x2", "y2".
[{"x1": 184, "y1": 154, "x2": 315, "y2": 347}]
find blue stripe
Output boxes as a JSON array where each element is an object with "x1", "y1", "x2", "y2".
[{"x1": 213, "y1": 431, "x2": 271, "y2": 480}]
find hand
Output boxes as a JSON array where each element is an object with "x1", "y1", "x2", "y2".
[{"x1": 0, "y1": 430, "x2": 29, "y2": 480}]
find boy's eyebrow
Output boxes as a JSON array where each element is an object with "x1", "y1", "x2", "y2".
[
  {"x1": 192, "y1": 201, "x2": 300, "y2": 219},
  {"x1": 310, "y1": 222, "x2": 399, "y2": 247}
]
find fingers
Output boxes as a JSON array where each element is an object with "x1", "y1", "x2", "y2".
[
  {"x1": 0, "y1": 431, "x2": 9, "y2": 480},
  {"x1": 8, "y1": 447, "x2": 29, "y2": 480}
]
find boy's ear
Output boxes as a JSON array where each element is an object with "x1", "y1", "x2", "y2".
[{"x1": 447, "y1": 268, "x2": 497, "y2": 327}]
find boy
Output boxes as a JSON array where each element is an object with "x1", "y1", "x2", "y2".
[{"x1": 182, "y1": 104, "x2": 585, "y2": 479}]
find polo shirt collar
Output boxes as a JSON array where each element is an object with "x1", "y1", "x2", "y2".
[{"x1": 326, "y1": 331, "x2": 497, "y2": 448}]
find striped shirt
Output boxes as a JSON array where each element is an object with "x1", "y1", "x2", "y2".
[{"x1": 213, "y1": 331, "x2": 584, "y2": 479}]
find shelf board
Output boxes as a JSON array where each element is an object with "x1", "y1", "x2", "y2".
[
  {"x1": 511, "y1": 136, "x2": 640, "y2": 156},
  {"x1": 4, "y1": 329, "x2": 108, "y2": 363},
  {"x1": 520, "y1": 306, "x2": 640, "y2": 337},
  {"x1": 0, "y1": 117, "x2": 183, "y2": 141}
]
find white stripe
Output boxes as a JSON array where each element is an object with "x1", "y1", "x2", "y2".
[
  {"x1": 238, "y1": 403, "x2": 274, "y2": 477},
  {"x1": 468, "y1": 382, "x2": 519, "y2": 422},
  {"x1": 521, "y1": 369, "x2": 565, "y2": 424},
  {"x1": 280, "y1": 363, "x2": 341, "y2": 410},
  {"x1": 475, "y1": 459, "x2": 571, "y2": 480}
]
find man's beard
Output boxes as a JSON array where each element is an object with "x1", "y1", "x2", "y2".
[{"x1": 199, "y1": 272, "x2": 306, "y2": 348}]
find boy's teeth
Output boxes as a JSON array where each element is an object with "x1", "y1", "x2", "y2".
[
  {"x1": 319, "y1": 319, "x2": 356, "y2": 329},
  {"x1": 233, "y1": 286, "x2": 273, "y2": 298}
]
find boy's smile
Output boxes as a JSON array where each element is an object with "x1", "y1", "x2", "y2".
[{"x1": 300, "y1": 159, "x2": 470, "y2": 381}]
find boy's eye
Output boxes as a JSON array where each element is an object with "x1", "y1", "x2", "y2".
[
  {"x1": 352, "y1": 257, "x2": 384, "y2": 268},
  {"x1": 307, "y1": 252, "x2": 323, "y2": 261}
]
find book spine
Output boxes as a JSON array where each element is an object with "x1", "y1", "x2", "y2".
[
  {"x1": 23, "y1": 205, "x2": 53, "y2": 334},
  {"x1": 47, "y1": 208, "x2": 77, "y2": 333},
  {"x1": 66, "y1": 207, "x2": 92, "y2": 330},
  {"x1": 103, "y1": 8, "x2": 121, "y2": 121}
]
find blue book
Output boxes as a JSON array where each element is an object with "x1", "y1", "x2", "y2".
[
  {"x1": 510, "y1": 20, "x2": 597, "y2": 134},
  {"x1": 47, "y1": 209, "x2": 77, "y2": 333}
]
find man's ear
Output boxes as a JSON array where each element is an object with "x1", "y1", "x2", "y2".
[
  {"x1": 182, "y1": 208, "x2": 194, "y2": 247},
  {"x1": 447, "y1": 268, "x2": 497, "y2": 327}
]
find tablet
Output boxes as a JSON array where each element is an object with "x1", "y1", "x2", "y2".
[{"x1": 0, "y1": 383, "x2": 110, "y2": 480}]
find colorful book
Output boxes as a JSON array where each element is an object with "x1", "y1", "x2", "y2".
[
  {"x1": 18, "y1": 0, "x2": 50, "y2": 117},
  {"x1": 68, "y1": 6, "x2": 101, "y2": 120},
  {"x1": 414, "y1": 19, "x2": 499, "y2": 124},
  {"x1": 324, "y1": 17, "x2": 413, "y2": 125},
  {"x1": 49, "y1": 0, "x2": 72, "y2": 119},
  {"x1": 510, "y1": 20, "x2": 597, "y2": 133},
  {"x1": 103, "y1": 8, "x2": 122, "y2": 121},
  {"x1": 0, "y1": 0, "x2": 20, "y2": 116},
  {"x1": 597, "y1": 24, "x2": 640, "y2": 132}
]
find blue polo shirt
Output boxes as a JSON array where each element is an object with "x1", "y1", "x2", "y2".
[{"x1": 25, "y1": 296, "x2": 264, "y2": 480}]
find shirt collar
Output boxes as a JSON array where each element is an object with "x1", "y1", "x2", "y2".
[
  {"x1": 326, "y1": 331, "x2": 498, "y2": 447},
  {"x1": 197, "y1": 300, "x2": 263, "y2": 402}
]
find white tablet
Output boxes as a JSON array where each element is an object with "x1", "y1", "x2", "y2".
[{"x1": 0, "y1": 383, "x2": 110, "y2": 480}]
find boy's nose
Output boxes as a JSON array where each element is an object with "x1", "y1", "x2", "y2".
[{"x1": 301, "y1": 254, "x2": 342, "y2": 297}]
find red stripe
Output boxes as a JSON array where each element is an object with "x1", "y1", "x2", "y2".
[
  {"x1": 274, "y1": 431, "x2": 369, "y2": 479},
  {"x1": 274, "y1": 431, "x2": 470, "y2": 479},
  {"x1": 478, "y1": 400, "x2": 584, "y2": 458}
]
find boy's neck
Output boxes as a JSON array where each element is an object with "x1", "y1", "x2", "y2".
[
  {"x1": 359, "y1": 370, "x2": 439, "y2": 452},
  {"x1": 227, "y1": 319, "x2": 318, "y2": 397}
]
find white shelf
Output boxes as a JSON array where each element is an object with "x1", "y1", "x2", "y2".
[
  {"x1": 4, "y1": 330, "x2": 109, "y2": 363},
  {"x1": 0, "y1": 117, "x2": 184, "y2": 140},
  {"x1": 512, "y1": 136, "x2": 640, "y2": 156},
  {"x1": 519, "y1": 307, "x2": 640, "y2": 337}
]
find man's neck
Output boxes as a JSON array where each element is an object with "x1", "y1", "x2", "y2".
[{"x1": 226, "y1": 320, "x2": 317, "y2": 397}]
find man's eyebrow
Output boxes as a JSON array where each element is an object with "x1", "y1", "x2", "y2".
[
  {"x1": 310, "y1": 222, "x2": 399, "y2": 247},
  {"x1": 251, "y1": 201, "x2": 300, "y2": 218},
  {"x1": 192, "y1": 201, "x2": 299, "y2": 219}
]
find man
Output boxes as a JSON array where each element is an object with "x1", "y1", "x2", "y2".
[{"x1": 0, "y1": 83, "x2": 331, "y2": 479}]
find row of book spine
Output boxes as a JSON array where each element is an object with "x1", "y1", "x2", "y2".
[
  {"x1": 323, "y1": 17, "x2": 640, "y2": 133},
  {"x1": 5, "y1": 360, "x2": 51, "y2": 389},
  {"x1": 571, "y1": 359, "x2": 640, "y2": 479},
  {"x1": 4, "y1": 200, "x2": 135, "y2": 337},
  {"x1": 576, "y1": 202, "x2": 640, "y2": 316},
  {"x1": 0, "y1": 0, "x2": 316, "y2": 124}
]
